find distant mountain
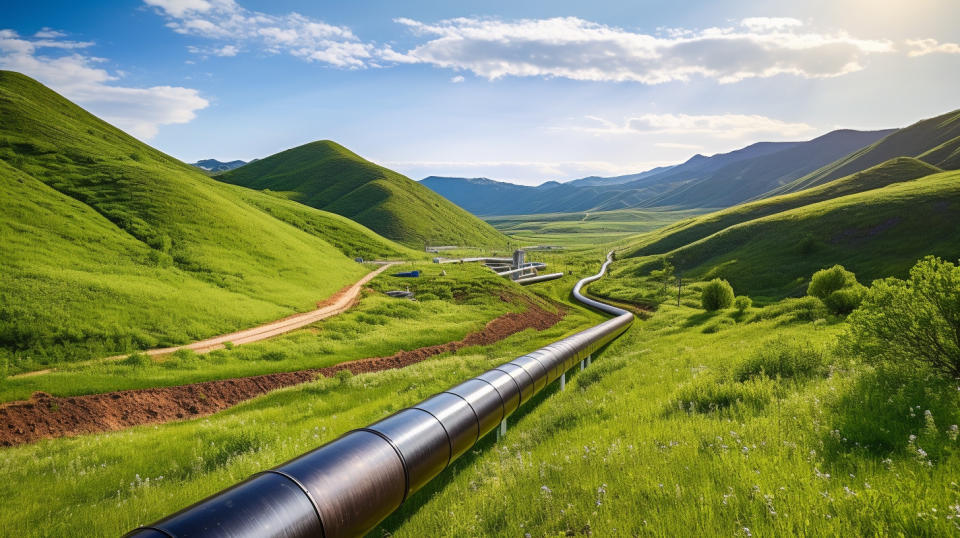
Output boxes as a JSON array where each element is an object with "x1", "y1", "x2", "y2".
[
  {"x1": 564, "y1": 165, "x2": 676, "y2": 188},
  {"x1": 190, "y1": 158, "x2": 248, "y2": 172},
  {"x1": 421, "y1": 129, "x2": 893, "y2": 215},
  {"x1": 765, "y1": 109, "x2": 960, "y2": 196},
  {"x1": 217, "y1": 141, "x2": 508, "y2": 248}
]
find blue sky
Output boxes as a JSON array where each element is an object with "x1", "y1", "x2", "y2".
[{"x1": 3, "y1": 0, "x2": 960, "y2": 185}]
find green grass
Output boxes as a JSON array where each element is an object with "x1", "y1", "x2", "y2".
[
  {"x1": 0, "y1": 71, "x2": 419, "y2": 371},
  {"x1": 769, "y1": 108, "x2": 960, "y2": 195},
  {"x1": 217, "y1": 140, "x2": 509, "y2": 249},
  {"x1": 626, "y1": 157, "x2": 941, "y2": 257},
  {"x1": 0, "y1": 263, "x2": 538, "y2": 403},
  {"x1": 487, "y1": 208, "x2": 705, "y2": 248},
  {"x1": 0, "y1": 265, "x2": 606, "y2": 537},
  {"x1": 373, "y1": 301, "x2": 960, "y2": 537},
  {"x1": 616, "y1": 170, "x2": 960, "y2": 298}
]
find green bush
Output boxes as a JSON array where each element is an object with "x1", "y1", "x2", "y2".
[
  {"x1": 335, "y1": 369, "x2": 353, "y2": 385},
  {"x1": 823, "y1": 285, "x2": 866, "y2": 315},
  {"x1": 807, "y1": 265, "x2": 858, "y2": 300},
  {"x1": 733, "y1": 338, "x2": 828, "y2": 382},
  {"x1": 845, "y1": 256, "x2": 960, "y2": 379},
  {"x1": 756, "y1": 296, "x2": 828, "y2": 323},
  {"x1": 733, "y1": 295, "x2": 752, "y2": 313},
  {"x1": 120, "y1": 352, "x2": 150, "y2": 368},
  {"x1": 671, "y1": 376, "x2": 773, "y2": 414},
  {"x1": 700, "y1": 279, "x2": 734, "y2": 311}
]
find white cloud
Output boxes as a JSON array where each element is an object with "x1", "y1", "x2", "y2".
[
  {"x1": 562, "y1": 113, "x2": 817, "y2": 139},
  {"x1": 144, "y1": 0, "x2": 380, "y2": 67},
  {"x1": 33, "y1": 28, "x2": 67, "y2": 39},
  {"x1": 391, "y1": 16, "x2": 895, "y2": 84},
  {"x1": 450, "y1": 75, "x2": 464, "y2": 83},
  {"x1": 906, "y1": 38, "x2": 960, "y2": 57},
  {"x1": 0, "y1": 29, "x2": 208, "y2": 139}
]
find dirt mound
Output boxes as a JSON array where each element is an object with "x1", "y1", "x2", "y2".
[{"x1": 0, "y1": 302, "x2": 564, "y2": 447}]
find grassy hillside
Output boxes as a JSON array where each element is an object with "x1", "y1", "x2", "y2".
[
  {"x1": 218, "y1": 141, "x2": 508, "y2": 249},
  {"x1": 0, "y1": 71, "x2": 414, "y2": 369},
  {"x1": 626, "y1": 157, "x2": 941, "y2": 257},
  {"x1": 769, "y1": 109, "x2": 960, "y2": 195},
  {"x1": 618, "y1": 169, "x2": 960, "y2": 298}
]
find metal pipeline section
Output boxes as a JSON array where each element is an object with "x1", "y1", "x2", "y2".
[
  {"x1": 515, "y1": 272, "x2": 563, "y2": 285},
  {"x1": 494, "y1": 263, "x2": 547, "y2": 277},
  {"x1": 126, "y1": 252, "x2": 631, "y2": 538}
]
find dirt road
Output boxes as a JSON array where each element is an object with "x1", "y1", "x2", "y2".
[{"x1": 14, "y1": 263, "x2": 397, "y2": 378}]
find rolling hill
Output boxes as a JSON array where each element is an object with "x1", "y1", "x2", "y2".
[
  {"x1": 617, "y1": 168, "x2": 960, "y2": 298},
  {"x1": 0, "y1": 71, "x2": 416, "y2": 369},
  {"x1": 217, "y1": 141, "x2": 508, "y2": 249},
  {"x1": 766, "y1": 108, "x2": 960, "y2": 196},
  {"x1": 421, "y1": 129, "x2": 893, "y2": 216},
  {"x1": 626, "y1": 157, "x2": 942, "y2": 257}
]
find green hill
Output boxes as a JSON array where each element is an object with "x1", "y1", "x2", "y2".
[
  {"x1": 218, "y1": 141, "x2": 508, "y2": 249},
  {"x1": 617, "y1": 169, "x2": 960, "y2": 298},
  {"x1": 0, "y1": 71, "x2": 415, "y2": 370},
  {"x1": 768, "y1": 109, "x2": 960, "y2": 195},
  {"x1": 626, "y1": 157, "x2": 941, "y2": 257}
]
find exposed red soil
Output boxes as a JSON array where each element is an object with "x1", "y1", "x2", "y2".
[{"x1": 0, "y1": 299, "x2": 564, "y2": 447}]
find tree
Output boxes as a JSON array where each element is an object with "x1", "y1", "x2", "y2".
[
  {"x1": 701, "y1": 279, "x2": 734, "y2": 311},
  {"x1": 734, "y1": 295, "x2": 752, "y2": 314},
  {"x1": 845, "y1": 256, "x2": 960, "y2": 379}
]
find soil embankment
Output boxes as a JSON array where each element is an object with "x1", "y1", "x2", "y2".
[{"x1": 0, "y1": 300, "x2": 564, "y2": 446}]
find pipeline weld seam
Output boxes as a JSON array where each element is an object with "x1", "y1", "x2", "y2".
[
  {"x1": 354, "y1": 428, "x2": 411, "y2": 503},
  {"x1": 491, "y1": 367, "x2": 523, "y2": 414},
  {"x1": 441, "y1": 390, "x2": 483, "y2": 444},
  {"x1": 410, "y1": 406, "x2": 454, "y2": 469},
  {"x1": 256, "y1": 470, "x2": 327, "y2": 538}
]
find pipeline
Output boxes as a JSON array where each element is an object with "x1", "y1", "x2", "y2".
[
  {"x1": 515, "y1": 272, "x2": 563, "y2": 285},
  {"x1": 126, "y1": 252, "x2": 631, "y2": 538}
]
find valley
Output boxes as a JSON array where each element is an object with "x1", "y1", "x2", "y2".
[{"x1": 2, "y1": 18, "x2": 960, "y2": 535}]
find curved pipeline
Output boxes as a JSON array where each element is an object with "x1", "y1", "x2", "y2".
[{"x1": 127, "y1": 252, "x2": 631, "y2": 538}]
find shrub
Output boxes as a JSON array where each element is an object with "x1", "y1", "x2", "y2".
[
  {"x1": 671, "y1": 376, "x2": 773, "y2": 414},
  {"x1": 120, "y1": 352, "x2": 150, "y2": 368},
  {"x1": 807, "y1": 265, "x2": 858, "y2": 300},
  {"x1": 823, "y1": 285, "x2": 866, "y2": 315},
  {"x1": 700, "y1": 279, "x2": 734, "y2": 311},
  {"x1": 734, "y1": 296, "x2": 752, "y2": 313},
  {"x1": 335, "y1": 369, "x2": 353, "y2": 385},
  {"x1": 756, "y1": 296, "x2": 828, "y2": 323},
  {"x1": 845, "y1": 256, "x2": 960, "y2": 379},
  {"x1": 733, "y1": 338, "x2": 828, "y2": 382}
]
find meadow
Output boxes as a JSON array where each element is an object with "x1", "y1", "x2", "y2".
[
  {"x1": 0, "y1": 261, "x2": 605, "y2": 537},
  {"x1": 0, "y1": 262, "x2": 549, "y2": 402}
]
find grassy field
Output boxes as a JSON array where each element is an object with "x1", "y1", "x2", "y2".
[
  {"x1": 217, "y1": 141, "x2": 509, "y2": 249},
  {"x1": 487, "y1": 208, "x2": 706, "y2": 248},
  {"x1": 0, "y1": 258, "x2": 606, "y2": 537},
  {"x1": 0, "y1": 71, "x2": 423, "y2": 371},
  {"x1": 0, "y1": 263, "x2": 536, "y2": 403},
  {"x1": 768, "y1": 108, "x2": 960, "y2": 195},
  {"x1": 373, "y1": 283, "x2": 960, "y2": 537},
  {"x1": 626, "y1": 157, "x2": 941, "y2": 258},
  {"x1": 616, "y1": 169, "x2": 960, "y2": 299}
]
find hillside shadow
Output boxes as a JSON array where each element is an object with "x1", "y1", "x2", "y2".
[{"x1": 682, "y1": 310, "x2": 720, "y2": 327}]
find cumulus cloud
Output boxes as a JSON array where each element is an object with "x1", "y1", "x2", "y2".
[
  {"x1": 144, "y1": 0, "x2": 383, "y2": 67},
  {"x1": 450, "y1": 75, "x2": 465, "y2": 83},
  {"x1": 391, "y1": 16, "x2": 895, "y2": 83},
  {"x1": 0, "y1": 29, "x2": 208, "y2": 139},
  {"x1": 906, "y1": 38, "x2": 960, "y2": 57},
  {"x1": 565, "y1": 113, "x2": 817, "y2": 139}
]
